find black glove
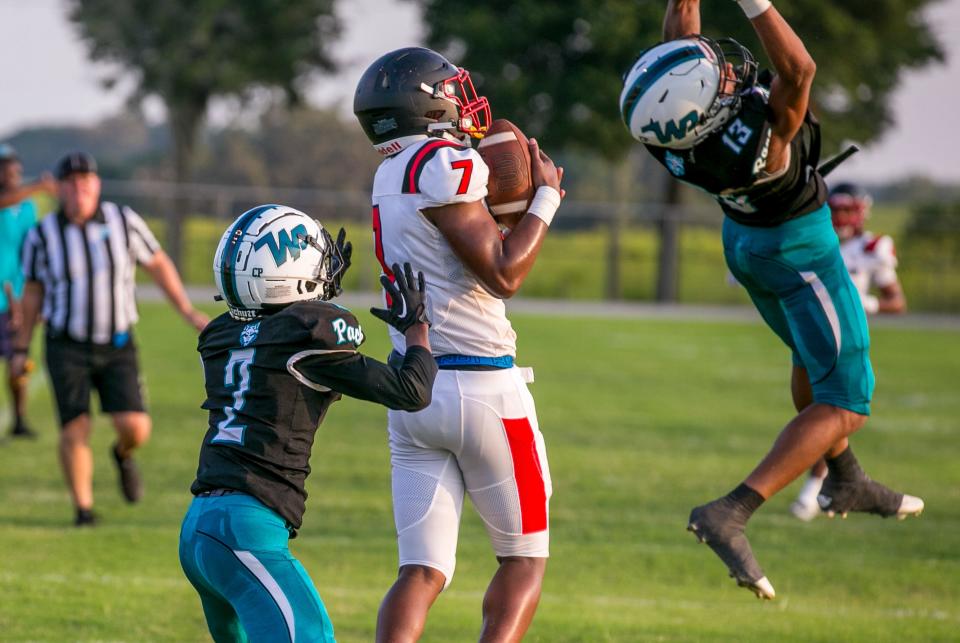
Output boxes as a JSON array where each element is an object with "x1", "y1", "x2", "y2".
[
  {"x1": 334, "y1": 227, "x2": 352, "y2": 275},
  {"x1": 370, "y1": 262, "x2": 430, "y2": 333},
  {"x1": 318, "y1": 227, "x2": 352, "y2": 299}
]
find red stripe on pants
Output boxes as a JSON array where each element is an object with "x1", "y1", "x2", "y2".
[{"x1": 502, "y1": 417, "x2": 547, "y2": 534}]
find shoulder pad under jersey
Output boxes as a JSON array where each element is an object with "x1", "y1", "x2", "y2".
[
  {"x1": 274, "y1": 300, "x2": 365, "y2": 351},
  {"x1": 864, "y1": 234, "x2": 898, "y2": 268},
  {"x1": 405, "y1": 141, "x2": 488, "y2": 206}
]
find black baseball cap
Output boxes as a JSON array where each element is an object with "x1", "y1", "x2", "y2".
[
  {"x1": 0, "y1": 143, "x2": 17, "y2": 163},
  {"x1": 55, "y1": 151, "x2": 98, "y2": 179}
]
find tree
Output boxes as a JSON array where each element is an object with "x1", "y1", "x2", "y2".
[
  {"x1": 69, "y1": 0, "x2": 341, "y2": 265},
  {"x1": 414, "y1": 0, "x2": 944, "y2": 300},
  {"x1": 416, "y1": 0, "x2": 942, "y2": 157}
]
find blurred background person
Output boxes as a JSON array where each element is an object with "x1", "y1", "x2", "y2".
[
  {"x1": 830, "y1": 182, "x2": 907, "y2": 315},
  {"x1": 12, "y1": 151, "x2": 209, "y2": 526},
  {"x1": 0, "y1": 143, "x2": 54, "y2": 439},
  {"x1": 790, "y1": 181, "x2": 908, "y2": 520}
]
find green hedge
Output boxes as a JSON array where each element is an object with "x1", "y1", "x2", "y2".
[{"x1": 139, "y1": 209, "x2": 960, "y2": 312}]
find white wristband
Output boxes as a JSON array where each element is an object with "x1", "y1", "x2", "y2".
[
  {"x1": 736, "y1": 0, "x2": 772, "y2": 19},
  {"x1": 527, "y1": 186, "x2": 561, "y2": 227},
  {"x1": 860, "y1": 293, "x2": 880, "y2": 315}
]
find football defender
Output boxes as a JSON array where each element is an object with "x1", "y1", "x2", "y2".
[
  {"x1": 790, "y1": 181, "x2": 907, "y2": 520},
  {"x1": 179, "y1": 205, "x2": 437, "y2": 642},
  {"x1": 354, "y1": 47, "x2": 564, "y2": 641},
  {"x1": 620, "y1": 0, "x2": 923, "y2": 599}
]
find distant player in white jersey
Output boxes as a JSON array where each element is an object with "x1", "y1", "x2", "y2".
[
  {"x1": 790, "y1": 181, "x2": 907, "y2": 520},
  {"x1": 354, "y1": 47, "x2": 564, "y2": 642}
]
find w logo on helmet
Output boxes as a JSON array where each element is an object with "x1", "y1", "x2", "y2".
[
  {"x1": 640, "y1": 110, "x2": 700, "y2": 145},
  {"x1": 253, "y1": 223, "x2": 309, "y2": 267}
]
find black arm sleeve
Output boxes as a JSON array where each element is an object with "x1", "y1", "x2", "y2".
[{"x1": 289, "y1": 346, "x2": 437, "y2": 411}]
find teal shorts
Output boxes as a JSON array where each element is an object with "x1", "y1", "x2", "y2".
[
  {"x1": 722, "y1": 204, "x2": 874, "y2": 415},
  {"x1": 179, "y1": 493, "x2": 336, "y2": 643}
]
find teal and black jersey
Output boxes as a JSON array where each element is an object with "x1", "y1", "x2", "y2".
[
  {"x1": 191, "y1": 300, "x2": 436, "y2": 530},
  {"x1": 645, "y1": 81, "x2": 827, "y2": 227}
]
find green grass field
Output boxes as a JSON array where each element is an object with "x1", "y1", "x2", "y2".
[{"x1": 0, "y1": 303, "x2": 957, "y2": 641}]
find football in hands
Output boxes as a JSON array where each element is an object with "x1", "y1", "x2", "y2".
[{"x1": 477, "y1": 119, "x2": 534, "y2": 227}]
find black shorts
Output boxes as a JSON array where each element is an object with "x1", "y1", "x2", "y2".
[{"x1": 45, "y1": 334, "x2": 146, "y2": 427}]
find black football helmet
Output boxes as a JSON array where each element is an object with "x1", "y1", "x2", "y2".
[{"x1": 354, "y1": 47, "x2": 491, "y2": 156}]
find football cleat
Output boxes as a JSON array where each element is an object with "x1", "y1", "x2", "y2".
[
  {"x1": 817, "y1": 472, "x2": 923, "y2": 519},
  {"x1": 895, "y1": 494, "x2": 925, "y2": 520},
  {"x1": 687, "y1": 501, "x2": 776, "y2": 600}
]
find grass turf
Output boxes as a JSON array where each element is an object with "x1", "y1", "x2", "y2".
[{"x1": 0, "y1": 303, "x2": 957, "y2": 641}]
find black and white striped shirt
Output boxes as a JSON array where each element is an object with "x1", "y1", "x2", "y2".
[{"x1": 21, "y1": 201, "x2": 161, "y2": 344}]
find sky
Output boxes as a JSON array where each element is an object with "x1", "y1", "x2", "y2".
[{"x1": 0, "y1": 0, "x2": 958, "y2": 182}]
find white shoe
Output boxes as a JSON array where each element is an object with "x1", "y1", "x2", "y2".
[
  {"x1": 790, "y1": 497, "x2": 821, "y2": 522},
  {"x1": 790, "y1": 475, "x2": 825, "y2": 522}
]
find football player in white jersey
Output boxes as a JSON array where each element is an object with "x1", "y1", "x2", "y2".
[
  {"x1": 790, "y1": 182, "x2": 907, "y2": 520},
  {"x1": 830, "y1": 182, "x2": 906, "y2": 315},
  {"x1": 355, "y1": 47, "x2": 564, "y2": 642}
]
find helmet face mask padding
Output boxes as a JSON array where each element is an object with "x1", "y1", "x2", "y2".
[
  {"x1": 213, "y1": 205, "x2": 346, "y2": 320},
  {"x1": 355, "y1": 47, "x2": 491, "y2": 156},
  {"x1": 620, "y1": 35, "x2": 758, "y2": 149}
]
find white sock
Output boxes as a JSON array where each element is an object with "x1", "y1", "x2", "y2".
[{"x1": 797, "y1": 474, "x2": 825, "y2": 504}]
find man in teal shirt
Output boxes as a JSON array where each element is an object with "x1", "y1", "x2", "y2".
[{"x1": 0, "y1": 143, "x2": 53, "y2": 439}]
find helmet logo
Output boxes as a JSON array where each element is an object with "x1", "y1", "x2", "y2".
[
  {"x1": 373, "y1": 117, "x2": 398, "y2": 135},
  {"x1": 253, "y1": 223, "x2": 309, "y2": 267},
  {"x1": 641, "y1": 110, "x2": 699, "y2": 145}
]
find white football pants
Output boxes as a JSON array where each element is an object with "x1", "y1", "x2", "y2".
[{"x1": 386, "y1": 367, "x2": 551, "y2": 588}]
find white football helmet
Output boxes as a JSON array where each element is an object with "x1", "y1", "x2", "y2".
[
  {"x1": 213, "y1": 204, "x2": 347, "y2": 320},
  {"x1": 620, "y1": 36, "x2": 757, "y2": 149}
]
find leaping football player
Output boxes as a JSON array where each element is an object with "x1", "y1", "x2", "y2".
[
  {"x1": 790, "y1": 181, "x2": 907, "y2": 520},
  {"x1": 179, "y1": 205, "x2": 437, "y2": 642},
  {"x1": 620, "y1": 0, "x2": 924, "y2": 599},
  {"x1": 354, "y1": 47, "x2": 564, "y2": 642}
]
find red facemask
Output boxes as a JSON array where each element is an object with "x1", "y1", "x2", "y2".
[
  {"x1": 435, "y1": 68, "x2": 491, "y2": 139},
  {"x1": 829, "y1": 194, "x2": 868, "y2": 238}
]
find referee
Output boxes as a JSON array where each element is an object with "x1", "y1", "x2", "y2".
[{"x1": 12, "y1": 152, "x2": 209, "y2": 526}]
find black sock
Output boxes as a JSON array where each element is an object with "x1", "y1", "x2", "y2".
[
  {"x1": 826, "y1": 447, "x2": 862, "y2": 481},
  {"x1": 727, "y1": 483, "x2": 765, "y2": 518}
]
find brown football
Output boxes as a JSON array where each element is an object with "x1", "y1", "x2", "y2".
[{"x1": 477, "y1": 119, "x2": 534, "y2": 225}]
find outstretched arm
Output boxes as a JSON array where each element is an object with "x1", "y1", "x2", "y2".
[
  {"x1": 0, "y1": 174, "x2": 55, "y2": 209},
  {"x1": 663, "y1": 0, "x2": 701, "y2": 41},
  {"x1": 743, "y1": 3, "x2": 817, "y2": 170},
  {"x1": 141, "y1": 250, "x2": 209, "y2": 331}
]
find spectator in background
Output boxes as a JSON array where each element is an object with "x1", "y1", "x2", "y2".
[
  {"x1": 790, "y1": 181, "x2": 907, "y2": 520},
  {"x1": 0, "y1": 143, "x2": 55, "y2": 439},
  {"x1": 12, "y1": 151, "x2": 209, "y2": 526}
]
